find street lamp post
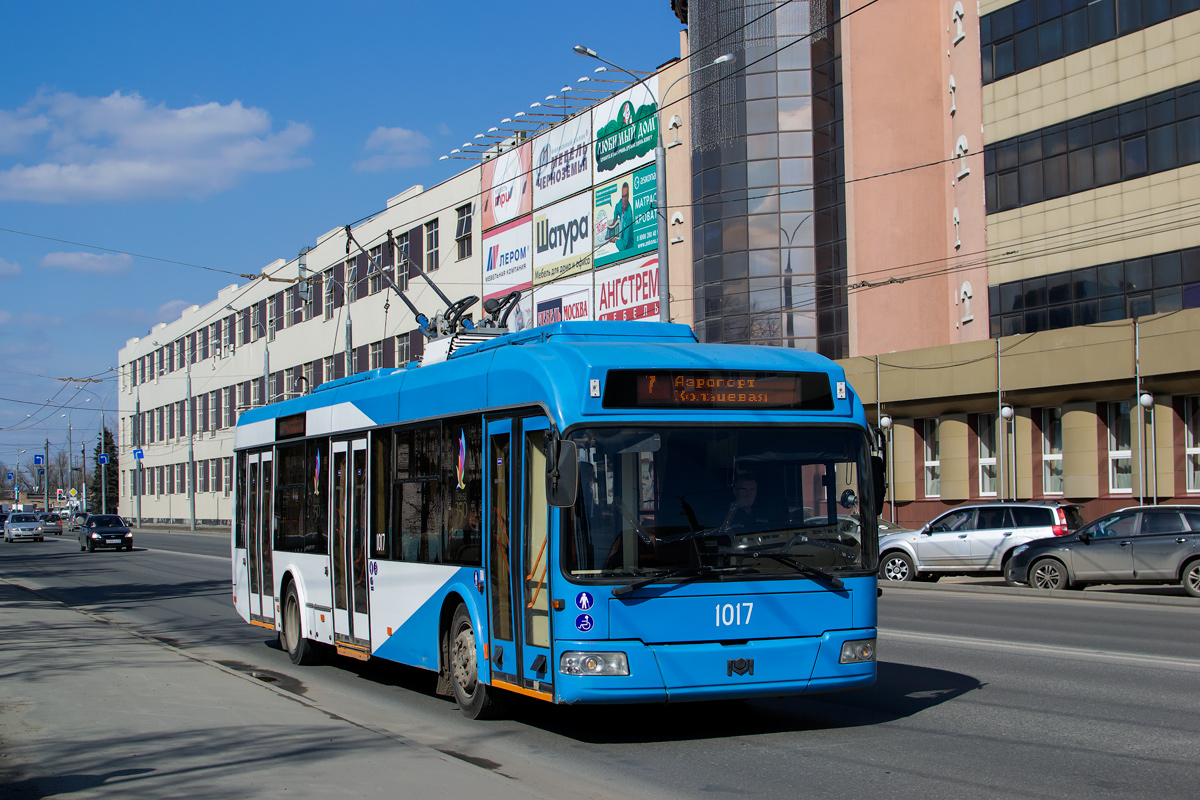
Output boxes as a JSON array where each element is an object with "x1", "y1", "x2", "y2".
[{"x1": 574, "y1": 46, "x2": 732, "y2": 323}]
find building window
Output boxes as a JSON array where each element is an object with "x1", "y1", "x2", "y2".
[
  {"x1": 284, "y1": 288, "x2": 295, "y2": 328},
  {"x1": 322, "y1": 356, "x2": 334, "y2": 385},
  {"x1": 455, "y1": 204, "x2": 473, "y2": 260},
  {"x1": 1042, "y1": 407, "x2": 1064, "y2": 494},
  {"x1": 1186, "y1": 396, "x2": 1200, "y2": 492},
  {"x1": 346, "y1": 258, "x2": 358, "y2": 303},
  {"x1": 978, "y1": 413, "x2": 997, "y2": 496},
  {"x1": 267, "y1": 296, "x2": 277, "y2": 341},
  {"x1": 250, "y1": 305, "x2": 260, "y2": 342},
  {"x1": 252, "y1": 378, "x2": 261, "y2": 407},
  {"x1": 924, "y1": 419, "x2": 941, "y2": 498},
  {"x1": 224, "y1": 457, "x2": 233, "y2": 495},
  {"x1": 224, "y1": 387, "x2": 235, "y2": 428},
  {"x1": 370, "y1": 342, "x2": 383, "y2": 370},
  {"x1": 1108, "y1": 401, "x2": 1133, "y2": 493},
  {"x1": 323, "y1": 269, "x2": 335, "y2": 320},
  {"x1": 268, "y1": 372, "x2": 278, "y2": 404},
  {"x1": 303, "y1": 362, "x2": 314, "y2": 396},
  {"x1": 396, "y1": 335, "x2": 410, "y2": 365},
  {"x1": 199, "y1": 460, "x2": 209, "y2": 494},
  {"x1": 369, "y1": 245, "x2": 383, "y2": 295},
  {"x1": 425, "y1": 219, "x2": 439, "y2": 271},
  {"x1": 394, "y1": 233, "x2": 410, "y2": 290}
]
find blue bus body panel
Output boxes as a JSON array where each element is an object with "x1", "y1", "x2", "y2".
[{"x1": 237, "y1": 321, "x2": 867, "y2": 436}]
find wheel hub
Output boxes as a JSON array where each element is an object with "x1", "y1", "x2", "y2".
[
  {"x1": 883, "y1": 558, "x2": 908, "y2": 581},
  {"x1": 452, "y1": 627, "x2": 477, "y2": 695}
]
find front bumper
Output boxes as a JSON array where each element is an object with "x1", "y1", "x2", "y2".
[
  {"x1": 8, "y1": 529, "x2": 40, "y2": 540},
  {"x1": 87, "y1": 534, "x2": 132, "y2": 548},
  {"x1": 551, "y1": 628, "x2": 877, "y2": 705}
]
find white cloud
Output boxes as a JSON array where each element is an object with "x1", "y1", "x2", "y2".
[
  {"x1": 87, "y1": 298, "x2": 192, "y2": 329},
  {"x1": 353, "y1": 126, "x2": 431, "y2": 172},
  {"x1": 40, "y1": 251, "x2": 133, "y2": 275},
  {"x1": 154, "y1": 299, "x2": 191, "y2": 322},
  {"x1": 0, "y1": 257, "x2": 21, "y2": 277},
  {"x1": 0, "y1": 91, "x2": 312, "y2": 203},
  {"x1": 0, "y1": 310, "x2": 63, "y2": 326}
]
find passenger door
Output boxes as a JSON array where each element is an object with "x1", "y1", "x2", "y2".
[
  {"x1": 1072, "y1": 512, "x2": 1136, "y2": 581},
  {"x1": 970, "y1": 506, "x2": 1015, "y2": 568},
  {"x1": 1131, "y1": 510, "x2": 1191, "y2": 581},
  {"x1": 484, "y1": 416, "x2": 554, "y2": 700},
  {"x1": 330, "y1": 438, "x2": 370, "y2": 656},
  {"x1": 245, "y1": 450, "x2": 275, "y2": 625},
  {"x1": 916, "y1": 509, "x2": 974, "y2": 567}
]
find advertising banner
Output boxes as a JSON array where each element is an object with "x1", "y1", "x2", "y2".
[
  {"x1": 593, "y1": 163, "x2": 658, "y2": 269},
  {"x1": 532, "y1": 114, "x2": 592, "y2": 209},
  {"x1": 481, "y1": 141, "x2": 532, "y2": 230},
  {"x1": 592, "y1": 77, "x2": 659, "y2": 182},
  {"x1": 482, "y1": 216, "x2": 532, "y2": 304},
  {"x1": 532, "y1": 191, "x2": 593, "y2": 285},
  {"x1": 533, "y1": 272, "x2": 593, "y2": 327},
  {"x1": 595, "y1": 255, "x2": 659, "y2": 322}
]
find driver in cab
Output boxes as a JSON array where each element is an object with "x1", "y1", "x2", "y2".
[{"x1": 728, "y1": 473, "x2": 771, "y2": 530}]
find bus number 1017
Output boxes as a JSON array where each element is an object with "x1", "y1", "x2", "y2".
[{"x1": 716, "y1": 602, "x2": 754, "y2": 627}]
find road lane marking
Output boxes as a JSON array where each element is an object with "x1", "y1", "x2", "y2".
[
  {"x1": 880, "y1": 628, "x2": 1200, "y2": 671},
  {"x1": 141, "y1": 547, "x2": 228, "y2": 562}
]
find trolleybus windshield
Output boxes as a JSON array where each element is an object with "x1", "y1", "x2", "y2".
[{"x1": 564, "y1": 426, "x2": 877, "y2": 580}]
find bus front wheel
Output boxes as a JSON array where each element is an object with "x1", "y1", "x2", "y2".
[
  {"x1": 449, "y1": 604, "x2": 506, "y2": 720},
  {"x1": 280, "y1": 582, "x2": 322, "y2": 666}
]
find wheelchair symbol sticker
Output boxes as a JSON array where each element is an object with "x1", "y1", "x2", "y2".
[
  {"x1": 576, "y1": 591, "x2": 594, "y2": 611},
  {"x1": 575, "y1": 614, "x2": 594, "y2": 633}
]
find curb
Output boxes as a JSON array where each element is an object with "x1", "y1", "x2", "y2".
[{"x1": 882, "y1": 579, "x2": 1200, "y2": 608}]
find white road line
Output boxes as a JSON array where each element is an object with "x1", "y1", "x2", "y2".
[
  {"x1": 141, "y1": 547, "x2": 228, "y2": 562},
  {"x1": 880, "y1": 628, "x2": 1200, "y2": 671}
]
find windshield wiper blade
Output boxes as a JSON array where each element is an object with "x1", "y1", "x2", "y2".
[
  {"x1": 731, "y1": 552, "x2": 844, "y2": 590},
  {"x1": 611, "y1": 565, "x2": 739, "y2": 597}
]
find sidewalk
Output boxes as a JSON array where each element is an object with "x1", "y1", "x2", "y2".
[
  {"x1": 0, "y1": 580, "x2": 541, "y2": 799},
  {"x1": 883, "y1": 575, "x2": 1200, "y2": 607}
]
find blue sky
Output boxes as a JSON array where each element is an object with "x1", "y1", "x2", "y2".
[{"x1": 0, "y1": 1, "x2": 685, "y2": 461}]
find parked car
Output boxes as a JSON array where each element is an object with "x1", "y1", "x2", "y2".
[
  {"x1": 37, "y1": 512, "x2": 63, "y2": 536},
  {"x1": 878, "y1": 501, "x2": 1085, "y2": 582},
  {"x1": 1006, "y1": 505, "x2": 1200, "y2": 596},
  {"x1": 5, "y1": 512, "x2": 44, "y2": 542},
  {"x1": 78, "y1": 515, "x2": 133, "y2": 552}
]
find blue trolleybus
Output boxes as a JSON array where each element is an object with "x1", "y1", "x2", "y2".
[{"x1": 232, "y1": 319, "x2": 883, "y2": 718}]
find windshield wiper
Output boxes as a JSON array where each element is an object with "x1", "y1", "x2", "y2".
[
  {"x1": 611, "y1": 565, "x2": 741, "y2": 597},
  {"x1": 730, "y1": 552, "x2": 844, "y2": 590}
]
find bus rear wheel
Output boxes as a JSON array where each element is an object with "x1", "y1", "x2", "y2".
[
  {"x1": 449, "y1": 604, "x2": 506, "y2": 720},
  {"x1": 280, "y1": 582, "x2": 322, "y2": 666}
]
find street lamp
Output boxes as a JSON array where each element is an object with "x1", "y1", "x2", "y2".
[
  {"x1": 13, "y1": 449, "x2": 27, "y2": 504},
  {"x1": 575, "y1": 46, "x2": 733, "y2": 322}
]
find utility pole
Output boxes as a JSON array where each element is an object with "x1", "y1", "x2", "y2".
[
  {"x1": 81, "y1": 444, "x2": 86, "y2": 513},
  {"x1": 43, "y1": 438, "x2": 49, "y2": 512},
  {"x1": 187, "y1": 359, "x2": 196, "y2": 531},
  {"x1": 134, "y1": 393, "x2": 141, "y2": 527}
]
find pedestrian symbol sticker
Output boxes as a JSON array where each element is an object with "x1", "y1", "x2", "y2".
[
  {"x1": 576, "y1": 591, "x2": 594, "y2": 611},
  {"x1": 575, "y1": 614, "x2": 594, "y2": 633}
]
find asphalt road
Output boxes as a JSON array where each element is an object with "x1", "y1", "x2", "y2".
[{"x1": 3, "y1": 530, "x2": 1198, "y2": 799}]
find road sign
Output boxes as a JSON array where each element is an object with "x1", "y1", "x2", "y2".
[
  {"x1": 99, "y1": 454, "x2": 109, "y2": 465},
  {"x1": 34, "y1": 454, "x2": 44, "y2": 465},
  {"x1": 38, "y1": 468, "x2": 45, "y2": 476},
  {"x1": 5, "y1": 472, "x2": 12, "y2": 481},
  {"x1": 69, "y1": 488, "x2": 77, "y2": 497},
  {"x1": 133, "y1": 449, "x2": 144, "y2": 460}
]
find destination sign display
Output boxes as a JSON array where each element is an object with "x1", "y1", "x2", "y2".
[{"x1": 602, "y1": 370, "x2": 835, "y2": 411}]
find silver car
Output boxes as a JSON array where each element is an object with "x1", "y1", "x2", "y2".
[
  {"x1": 1007, "y1": 505, "x2": 1200, "y2": 596},
  {"x1": 37, "y1": 513, "x2": 63, "y2": 536},
  {"x1": 878, "y1": 502, "x2": 1084, "y2": 582},
  {"x1": 4, "y1": 512, "x2": 44, "y2": 542}
]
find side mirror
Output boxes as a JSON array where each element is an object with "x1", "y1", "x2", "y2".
[
  {"x1": 546, "y1": 439, "x2": 578, "y2": 508},
  {"x1": 871, "y1": 455, "x2": 885, "y2": 517},
  {"x1": 1078, "y1": 531, "x2": 1090, "y2": 543}
]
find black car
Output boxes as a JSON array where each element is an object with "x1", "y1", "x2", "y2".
[
  {"x1": 78, "y1": 514, "x2": 133, "y2": 552},
  {"x1": 1007, "y1": 505, "x2": 1200, "y2": 596}
]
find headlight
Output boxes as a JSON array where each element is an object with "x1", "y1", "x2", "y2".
[
  {"x1": 840, "y1": 639, "x2": 876, "y2": 664},
  {"x1": 560, "y1": 651, "x2": 630, "y2": 676},
  {"x1": 1012, "y1": 544, "x2": 1029, "y2": 557},
  {"x1": 124, "y1": 532, "x2": 132, "y2": 537},
  {"x1": 91, "y1": 533, "x2": 101, "y2": 538}
]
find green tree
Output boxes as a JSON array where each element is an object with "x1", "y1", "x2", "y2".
[{"x1": 89, "y1": 427, "x2": 119, "y2": 514}]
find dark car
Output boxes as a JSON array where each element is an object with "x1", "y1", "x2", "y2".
[
  {"x1": 78, "y1": 514, "x2": 133, "y2": 552},
  {"x1": 1007, "y1": 505, "x2": 1200, "y2": 596}
]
